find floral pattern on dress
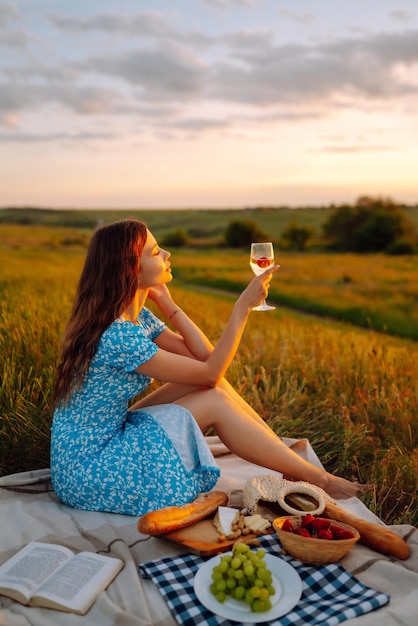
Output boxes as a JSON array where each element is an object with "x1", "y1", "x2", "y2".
[{"x1": 50, "y1": 307, "x2": 220, "y2": 515}]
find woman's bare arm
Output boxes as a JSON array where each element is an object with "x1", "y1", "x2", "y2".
[
  {"x1": 137, "y1": 266, "x2": 279, "y2": 387},
  {"x1": 153, "y1": 326, "x2": 209, "y2": 359},
  {"x1": 148, "y1": 285, "x2": 213, "y2": 360}
]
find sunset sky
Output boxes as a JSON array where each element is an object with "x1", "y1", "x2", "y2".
[{"x1": 1, "y1": 0, "x2": 418, "y2": 209}]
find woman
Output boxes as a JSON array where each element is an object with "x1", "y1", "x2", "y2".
[{"x1": 51, "y1": 219, "x2": 363, "y2": 516}]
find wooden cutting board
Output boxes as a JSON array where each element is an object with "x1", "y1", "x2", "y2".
[{"x1": 161, "y1": 513, "x2": 275, "y2": 556}]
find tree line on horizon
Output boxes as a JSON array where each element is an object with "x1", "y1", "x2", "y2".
[
  {"x1": 1, "y1": 195, "x2": 417, "y2": 254},
  {"x1": 164, "y1": 196, "x2": 418, "y2": 254}
]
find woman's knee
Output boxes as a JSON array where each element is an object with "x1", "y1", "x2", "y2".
[
  {"x1": 177, "y1": 386, "x2": 231, "y2": 427},
  {"x1": 205, "y1": 385, "x2": 233, "y2": 406}
]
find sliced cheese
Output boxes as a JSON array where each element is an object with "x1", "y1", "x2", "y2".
[
  {"x1": 244, "y1": 514, "x2": 263, "y2": 526},
  {"x1": 248, "y1": 518, "x2": 271, "y2": 533},
  {"x1": 213, "y1": 506, "x2": 239, "y2": 536},
  {"x1": 244, "y1": 514, "x2": 271, "y2": 533}
]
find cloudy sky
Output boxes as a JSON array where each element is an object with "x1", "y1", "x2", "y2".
[{"x1": 1, "y1": 0, "x2": 418, "y2": 209}]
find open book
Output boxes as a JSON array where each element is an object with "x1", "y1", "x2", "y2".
[{"x1": 0, "y1": 541, "x2": 124, "y2": 615}]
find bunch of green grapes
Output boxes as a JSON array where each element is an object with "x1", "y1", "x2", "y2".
[{"x1": 209, "y1": 543, "x2": 275, "y2": 613}]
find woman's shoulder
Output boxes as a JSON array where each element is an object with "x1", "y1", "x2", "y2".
[
  {"x1": 98, "y1": 308, "x2": 166, "y2": 347},
  {"x1": 96, "y1": 314, "x2": 159, "y2": 369},
  {"x1": 96, "y1": 320, "x2": 147, "y2": 363},
  {"x1": 138, "y1": 306, "x2": 159, "y2": 323},
  {"x1": 100, "y1": 318, "x2": 144, "y2": 345},
  {"x1": 138, "y1": 307, "x2": 167, "y2": 337}
]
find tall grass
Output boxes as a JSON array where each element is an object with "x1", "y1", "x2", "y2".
[
  {"x1": 183, "y1": 290, "x2": 418, "y2": 525},
  {"x1": 173, "y1": 249, "x2": 418, "y2": 340},
  {"x1": 0, "y1": 225, "x2": 83, "y2": 471},
  {"x1": 1, "y1": 226, "x2": 417, "y2": 525}
]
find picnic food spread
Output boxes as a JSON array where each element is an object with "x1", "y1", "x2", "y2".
[
  {"x1": 137, "y1": 476, "x2": 410, "y2": 561},
  {"x1": 243, "y1": 474, "x2": 411, "y2": 560}
]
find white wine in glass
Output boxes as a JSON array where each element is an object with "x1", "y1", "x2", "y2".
[{"x1": 250, "y1": 242, "x2": 275, "y2": 311}]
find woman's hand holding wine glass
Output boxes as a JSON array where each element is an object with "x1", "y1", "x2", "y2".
[{"x1": 250, "y1": 242, "x2": 277, "y2": 311}]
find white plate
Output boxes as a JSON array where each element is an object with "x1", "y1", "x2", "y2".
[{"x1": 194, "y1": 552, "x2": 302, "y2": 623}]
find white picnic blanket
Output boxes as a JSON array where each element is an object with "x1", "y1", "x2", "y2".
[{"x1": 0, "y1": 437, "x2": 416, "y2": 626}]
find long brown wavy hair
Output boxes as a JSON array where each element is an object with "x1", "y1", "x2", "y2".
[{"x1": 51, "y1": 219, "x2": 148, "y2": 407}]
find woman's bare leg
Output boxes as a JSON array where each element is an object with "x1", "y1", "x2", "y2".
[
  {"x1": 175, "y1": 386, "x2": 364, "y2": 500},
  {"x1": 217, "y1": 378, "x2": 273, "y2": 431},
  {"x1": 133, "y1": 377, "x2": 272, "y2": 431}
]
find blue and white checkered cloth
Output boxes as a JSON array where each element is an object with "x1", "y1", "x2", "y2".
[{"x1": 139, "y1": 535, "x2": 389, "y2": 626}]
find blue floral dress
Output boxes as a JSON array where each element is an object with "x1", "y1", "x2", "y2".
[{"x1": 50, "y1": 307, "x2": 220, "y2": 516}]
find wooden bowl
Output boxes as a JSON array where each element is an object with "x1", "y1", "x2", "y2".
[{"x1": 273, "y1": 516, "x2": 360, "y2": 565}]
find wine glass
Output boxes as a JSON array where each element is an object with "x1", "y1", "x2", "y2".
[{"x1": 250, "y1": 242, "x2": 275, "y2": 311}]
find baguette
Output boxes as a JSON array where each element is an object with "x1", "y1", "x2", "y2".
[
  {"x1": 323, "y1": 502, "x2": 410, "y2": 560},
  {"x1": 137, "y1": 491, "x2": 229, "y2": 535}
]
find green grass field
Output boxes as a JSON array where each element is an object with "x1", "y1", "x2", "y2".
[
  {"x1": 1, "y1": 223, "x2": 417, "y2": 526},
  {"x1": 172, "y1": 248, "x2": 418, "y2": 340}
]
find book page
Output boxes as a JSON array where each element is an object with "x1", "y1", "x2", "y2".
[
  {"x1": 32, "y1": 552, "x2": 123, "y2": 612},
  {"x1": 0, "y1": 542, "x2": 72, "y2": 598}
]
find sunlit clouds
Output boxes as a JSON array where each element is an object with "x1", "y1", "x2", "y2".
[{"x1": 1, "y1": 0, "x2": 417, "y2": 208}]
